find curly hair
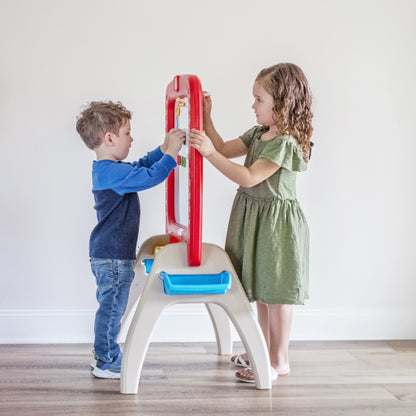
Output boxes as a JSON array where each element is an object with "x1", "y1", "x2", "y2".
[
  {"x1": 256, "y1": 63, "x2": 313, "y2": 162},
  {"x1": 76, "y1": 101, "x2": 132, "y2": 150}
]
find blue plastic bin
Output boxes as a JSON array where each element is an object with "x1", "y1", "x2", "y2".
[{"x1": 160, "y1": 270, "x2": 231, "y2": 295}]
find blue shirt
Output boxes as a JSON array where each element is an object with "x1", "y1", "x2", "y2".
[{"x1": 89, "y1": 147, "x2": 176, "y2": 260}]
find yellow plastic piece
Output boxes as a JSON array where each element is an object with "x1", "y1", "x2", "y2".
[{"x1": 153, "y1": 245, "x2": 165, "y2": 256}]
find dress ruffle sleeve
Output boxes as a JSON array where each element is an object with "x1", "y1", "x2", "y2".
[
  {"x1": 259, "y1": 136, "x2": 307, "y2": 172},
  {"x1": 239, "y1": 126, "x2": 264, "y2": 148}
]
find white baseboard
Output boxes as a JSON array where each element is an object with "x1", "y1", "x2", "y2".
[{"x1": 1, "y1": 306, "x2": 415, "y2": 344}]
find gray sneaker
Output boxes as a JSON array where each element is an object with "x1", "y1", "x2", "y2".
[
  {"x1": 92, "y1": 353, "x2": 122, "y2": 379},
  {"x1": 89, "y1": 349, "x2": 98, "y2": 369}
]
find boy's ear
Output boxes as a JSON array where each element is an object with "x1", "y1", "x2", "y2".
[{"x1": 103, "y1": 132, "x2": 114, "y2": 146}]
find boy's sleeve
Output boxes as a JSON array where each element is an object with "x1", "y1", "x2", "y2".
[
  {"x1": 96, "y1": 154, "x2": 177, "y2": 195},
  {"x1": 131, "y1": 146, "x2": 164, "y2": 169}
]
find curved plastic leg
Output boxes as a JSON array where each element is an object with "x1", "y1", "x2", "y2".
[
  {"x1": 222, "y1": 299, "x2": 271, "y2": 389},
  {"x1": 120, "y1": 298, "x2": 167, "y2": 394},
  {"x1": 215, "y1": 271, "x2": 271, "y2": 390},
  {"x1": 205, "y1": 303, "x2": 232, "y2": 355}
]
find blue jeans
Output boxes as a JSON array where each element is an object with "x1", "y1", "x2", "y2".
[{"x1": 90, "y1": 258, "x2": 135, "y2": 363}]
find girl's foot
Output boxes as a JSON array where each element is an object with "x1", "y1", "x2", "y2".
[
  {"x1": 231, "y1": 353, "x2": 249, "y2": 367},
  {"x1": 275, "y1": 365, "x2": 291, "y2": 377}
]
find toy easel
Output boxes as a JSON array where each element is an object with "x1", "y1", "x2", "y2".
[{"x1": 120, "y1": 75, "x2": 271, "y2": 394}]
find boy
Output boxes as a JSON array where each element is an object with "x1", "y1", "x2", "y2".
[{"x1": 76, "y1": 101, "x2": 185, "y2": 378}]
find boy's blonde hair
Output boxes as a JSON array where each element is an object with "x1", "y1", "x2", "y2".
[
  {"x1": 256, "y1": 63, "x2": 313, "y2": 162},
  {"x1": 76, "y1": 101, "x2": 132, "y2": 150}
]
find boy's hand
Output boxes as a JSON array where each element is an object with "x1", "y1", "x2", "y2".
[
  {"x1": 161, "y1": 128, "x2": 179, "y2": 153},
  {"x1": 164, "y1": 128, "x2": 186, "y2": 158},
  {"x1": 189, "y1": 129, "x2": 216, "y2": 158}
]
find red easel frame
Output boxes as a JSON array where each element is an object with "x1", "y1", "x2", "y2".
[{"x1": 165, "y1": 75, "x2": 203, "y2": 266}]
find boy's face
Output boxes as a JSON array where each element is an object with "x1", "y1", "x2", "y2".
[{"x1": 111, "y1": 120, "x2": 133, "y2": 161}]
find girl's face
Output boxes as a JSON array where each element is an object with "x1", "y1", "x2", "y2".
[{"x1": 252, "y1": 81, "x2": 275, "y2": 127}]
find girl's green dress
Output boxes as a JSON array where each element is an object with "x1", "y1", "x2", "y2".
[{"x1": 225, "y1": 126, "x2": 309, "y2": 305}]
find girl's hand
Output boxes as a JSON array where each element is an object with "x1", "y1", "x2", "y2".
[
  {"x1": 189, "y1": 129, "x2": 216, "y2": 158},
  {"x1": 202, "y1": 92, "x2": 212, "y2": 121}
]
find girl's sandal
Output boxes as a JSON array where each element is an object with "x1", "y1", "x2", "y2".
[
  {"x1": 235, "y1": 367, "x2": 255, "y2": 383},
  {"x1": 235, "y1": 367, "x2": 278, "y2": 383},
  {"x1": 231, "y1": 353, "x2": 250, "y2": 368}
]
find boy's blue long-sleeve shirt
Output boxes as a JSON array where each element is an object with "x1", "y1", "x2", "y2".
[{"x1": 89, "y1": 147, "x2": 177, "y2": 260}]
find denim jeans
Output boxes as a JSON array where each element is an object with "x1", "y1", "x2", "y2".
[{"x1": 90, "y1": 258, "x2": 135, "y2": 363}]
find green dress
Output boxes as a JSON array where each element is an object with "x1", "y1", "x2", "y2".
[{"x1": 225, "y1": 126, "x2": 309, "y2": 305}]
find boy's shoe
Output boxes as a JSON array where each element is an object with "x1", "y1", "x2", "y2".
[
  {"x1": 92, "y1": 353, "x2": 123, "y2": 379},
  {"x1": 89, "y1": 349, "x2": 98, "y2": 369}
]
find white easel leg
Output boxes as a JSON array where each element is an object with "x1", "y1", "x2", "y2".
[{"x1": 205, "y1": 303, "x2": 232, "y2": 355}]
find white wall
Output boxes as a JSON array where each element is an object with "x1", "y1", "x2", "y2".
[{"x1": 1, "y1": 0, "x2": 415, "y2": 343}]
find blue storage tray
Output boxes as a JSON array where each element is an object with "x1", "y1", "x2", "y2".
[{"x1": 160, "y1": 271, "x2": 231, "y2": 295}]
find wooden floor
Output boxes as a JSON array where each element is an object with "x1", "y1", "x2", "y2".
[{"x1": 0, "y1": 341, "x2": 415, "y2": 415}]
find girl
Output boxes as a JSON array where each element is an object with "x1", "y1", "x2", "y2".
[{"x1": 189, "y1": 63, "x2": 313, "y2": 383}]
